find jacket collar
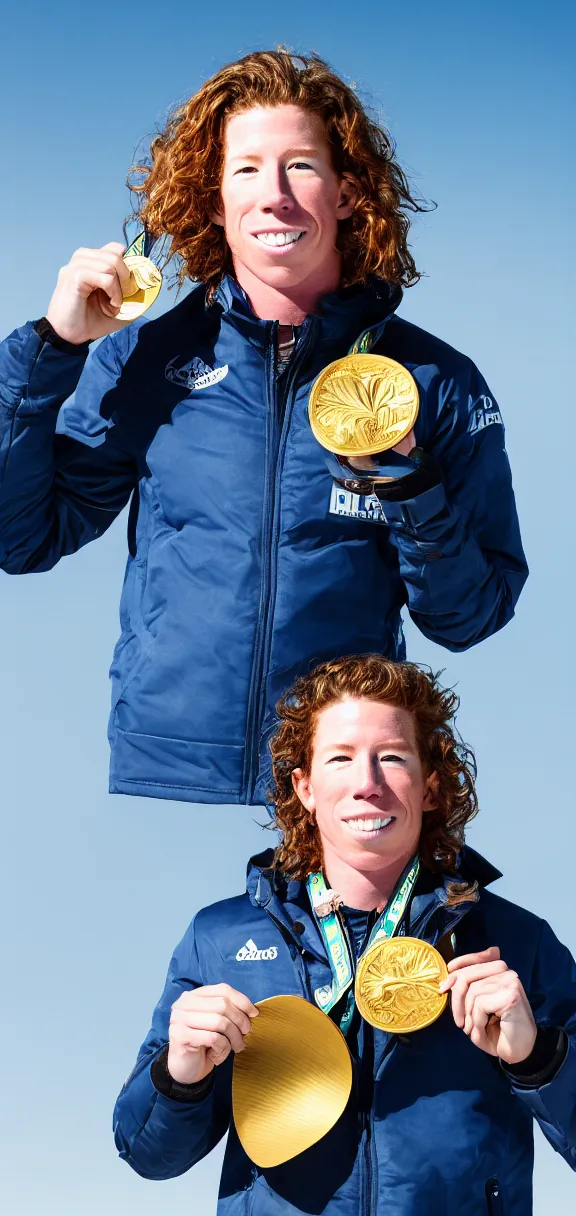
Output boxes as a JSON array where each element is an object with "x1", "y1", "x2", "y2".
[
  {"x1": 212, "y1": 273, "x2": 403, "y2": 353},
  {"x1": 246, "y1": 845, "x2": 502, "y2": 963}
]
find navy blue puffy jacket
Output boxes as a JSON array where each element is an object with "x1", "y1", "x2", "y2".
[
  {"x1": 0, "y1": 278, "x2": 527, "y2": 804},
  {"x1": 113, "y1": 849, "x2": 576, "y2": 1215}
]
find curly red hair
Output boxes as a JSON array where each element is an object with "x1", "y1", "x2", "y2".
[
  {"x1": 270, "y1": 654, "x2": 478, "y2": 885},
  {"x1": 128, "y1": 50, "x2": 428, "y2": 291}
]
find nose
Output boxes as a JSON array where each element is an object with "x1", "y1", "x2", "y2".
[
  {"x1": 352, "y1": 753, "x2": 385, "y2": 801},
  {"x1": 257, "y1": 164, "x2": 294, "y2": 214}
]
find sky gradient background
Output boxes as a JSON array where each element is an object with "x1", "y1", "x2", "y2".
[{"x1": 1, "y1": 1, "x2": 575, "y2": 1212}]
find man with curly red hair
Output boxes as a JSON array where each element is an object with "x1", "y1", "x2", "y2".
[
  {"x1": 0, "y1": 51, "x2": 527, "y2": 806},
  {"x1": 113, "y1": 654, "x2": 576, "y2": 1213}
]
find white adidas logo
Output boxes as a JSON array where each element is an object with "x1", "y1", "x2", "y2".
[{"x1": 236, "y1": 937, "x2": 278, "y2": 962}]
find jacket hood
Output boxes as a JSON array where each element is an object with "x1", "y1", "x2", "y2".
[{"x1": 246, "y1": 843, "x2": 502, "y2": 902}]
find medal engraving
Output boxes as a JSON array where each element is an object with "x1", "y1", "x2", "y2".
[
  {"x1": 355, "y1": 937, "x2": 448, "y2": 1033},
  {"x1": 118, "y1": 254, "x2": 162, "y2": 321},
  {"x1": 308, "y1": 353, "x2": 419, "y2": 457}
]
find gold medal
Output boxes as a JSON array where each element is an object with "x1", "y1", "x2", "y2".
[
  {"x1": 118, "y1": 254, "x2": 162, "y2": 321},
  {"x1": 355, "y1": 937, "x2": 448, "y2": 1033},
  {"x1": 232, "y1": 995, "x2": 352, "y2": 1167},
  {"x1": 308, "y1": 353, "x2": 419, "y2": 456}
]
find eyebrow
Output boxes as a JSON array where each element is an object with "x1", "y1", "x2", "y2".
[
  {"x1": 228, "y1": 147, "x2": 321, "y2": 163},
  {"x1": 322, "y1": 741, "x2": 412, "y2": 751}
]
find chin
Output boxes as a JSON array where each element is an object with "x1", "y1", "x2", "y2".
[
  {"x1": 350, "y1": 839, "x2": 410, "y2": 866},
  {"x1": 252, "y1": 261, "x2": 309, "y2": 287}
]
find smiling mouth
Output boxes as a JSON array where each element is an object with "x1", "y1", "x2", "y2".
[
  {"x1": 254, "y1": 231, "x2": 306, "y2": 248},
  {"x1": 343, "y1": 816, "x2": 395, "y2": 835}
]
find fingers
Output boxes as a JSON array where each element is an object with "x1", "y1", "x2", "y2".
[
  {"x1": 442, "y1": 957, "x2": 509, "y2": 1028},
  {"x1": 462, "y1": 972, "x2": 518, "y2": 1033},
  {"x1": 465, "y1": 990, "x2": 500, "y2": 1055},
  {"x1": 61, "y1": 246, "x2": 132, "y2": 310},
  {"x1": 47, "y1": 242, "x2": 135, "y2": 343},
  {"x1": 464, "y1": 986, "x2": 524, "y2": 1056},
  {"x1": 171, "y1": 1025, "x2": 234, "y2": 1064},
  {"x1": 72, "y1": 268, "x2": 124, "y2": 310},
  {"x1": 191, "y1": 984, "x2": 259, "y2": 1020},
  {"x1": 447, "y1": 964, "x2": 537, "y2": 1063},
  {"x1": 170, "y1": 984, "x2": 259, "y2": 1057},
  {"x1": 173, "y1": 1007, "x2": 248, "y2": 1055},
  {"x1": 446, "y1": 946, "x2": 501, "y2": 974}
]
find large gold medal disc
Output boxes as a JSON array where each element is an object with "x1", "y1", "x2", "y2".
[
  {"x1": 118, "y1": 254, "x2": 162, "y2": 321},
  {"x1": 355, "y1": 937, "x2": 448, "y2": 1033},
  {"x1": 232, "y1": 995, "x2": 352, "y2": 1167},
  {"x1": 308, "y1": 354, "x2": 419, "y2": 456}
]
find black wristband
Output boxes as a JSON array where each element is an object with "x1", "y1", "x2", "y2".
[
  {"x1": 150, "y1": 1046, "x2": 215, "y2": 1104},
  {"x1": 374, "y1": 448, "x2": 442, "y2": 503},
  {"x1": 502, "y1": 1026, "x2": 568, "y2": 1088},
  {"x1": 34, "y1": 317, "x2": 91, "y2": 357}
]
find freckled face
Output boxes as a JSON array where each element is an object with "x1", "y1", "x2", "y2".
[
  {"x1": 293, "y1": 698, "x2": 437, "y2": 875},
  {"x1": 214, "y1": 105, "x2": 356, "y2": 294}
]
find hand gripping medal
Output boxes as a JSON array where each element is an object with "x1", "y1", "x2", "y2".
[
  {"x1": 118, "y1": 231, "x2": 163, "y2": 321},
  {"x1": 355, "y1": 937, "x2": 448, "y2": 1033},
  {"x1": 232, "y1": 995, "x2": 352, "y2": 1167}
]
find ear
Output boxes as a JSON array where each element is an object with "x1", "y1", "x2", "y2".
[
  {"x1": 292, "y1": 768, "x2": 315, "y2": 814},
  {"x1": 210, "y1": 197, "x2": 225, "y2": 227},
  {"x1": 422, "y1": 771, "x2": 440, "y2": 814},
  {"x1": 336, "y1": 175, "x2": 358, "y2": 220}
]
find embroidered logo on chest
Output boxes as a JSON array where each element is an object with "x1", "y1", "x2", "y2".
[
  {"x1": 165, "y1": 355, "x2": 229, "y2": 391},
  {"x1": 235, "y1": 937, "x2": 279, "y2": 962}
]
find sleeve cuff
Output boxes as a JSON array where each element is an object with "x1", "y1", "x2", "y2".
[
  {"x1": 34, "y1": 317, "x2": 91, "y2": 357},
  {"x1": 150, "y1": 1047, "x2": 215, "y2": 1104},
  {"x1": 501, "y1": 1027, "x2": 568, "y2": 1089}
]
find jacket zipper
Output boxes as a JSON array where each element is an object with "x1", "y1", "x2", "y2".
[
  {"x1": 243, "y1": 318, "x2": 317, "y2": 800},
  {"x1": 358, "y1": 1020, "x2": 377, "y2": 1216},
  {"x1": 485, "y1": 1177, "x2": 503, "y2": 1214}
]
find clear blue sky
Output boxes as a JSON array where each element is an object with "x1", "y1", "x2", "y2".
[{"x1": 1, "y1": 1, "x2": 575, "y2": 1212}]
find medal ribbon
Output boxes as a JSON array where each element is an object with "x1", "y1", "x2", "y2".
[
  {"x1": 348, "y1": 316, "x2": 391, "y2": 356},
  {"x1": 307, "y1": 855, "x2": 420, "y2": 1035}
]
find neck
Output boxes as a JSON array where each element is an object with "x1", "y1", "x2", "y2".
[
  {"x1": 232, "y1": 257, "x2": 342, "y2": 324},
  {"x1": 322, "y1": 846, "x2": 417, "y2": 912}
]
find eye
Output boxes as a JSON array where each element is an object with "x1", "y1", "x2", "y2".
[
  {"x1": 327, "y1": 754, "x2": 352, "y2": 764},
  {"x1": 235, "y1": 165, "x2": 258, "y2": 175},
  {"x1": 380, "y1": 754, "x2": 405, "y2": 764},
  {"x1": 289, "y1": 161, "x2": 313, "y2": 170}
]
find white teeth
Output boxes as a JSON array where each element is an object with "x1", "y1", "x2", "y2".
[
  {"x1": 256, "y1": 231, "x2": 304, "y2": 247},
  {"x1": 345, "y1": 817, "x2": 393, "y2": 833}
]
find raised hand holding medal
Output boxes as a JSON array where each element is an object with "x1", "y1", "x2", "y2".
[{"x1": 45, "y1": 231, "x2": 162, "y2": 344}]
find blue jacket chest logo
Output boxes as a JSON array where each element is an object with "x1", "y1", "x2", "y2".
[{"x1": 165, "y1": 355, "x2": 229, "y2": 391}]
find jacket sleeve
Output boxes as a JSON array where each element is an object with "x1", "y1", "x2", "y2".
[
  {"x1": 379, "y1": 360, "x2": 528, "y2": 651},
  {"x1": 0, "y1": 323, "x2": 137, "y2": 574},
  {"x1": 113, "y1": 917, "x2": 231, "y2": 1180},
  {"x1": 508, "y1": 919, "x2": 576, "y2": 1170}
]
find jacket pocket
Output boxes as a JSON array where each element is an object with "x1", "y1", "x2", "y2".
[{"x1": 485, "y1": 1176, "x2": 504, "y2": 1215}]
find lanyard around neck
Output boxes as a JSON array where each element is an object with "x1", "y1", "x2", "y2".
[
  {"x1": 348, "y1": 315, "x2": 391, "y2": 356},
  {"x1": 307, "y1": 856, "x2": 420, "y2": 1035}
]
